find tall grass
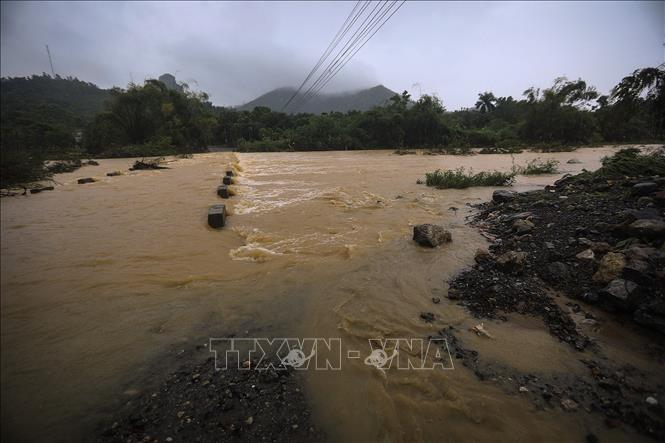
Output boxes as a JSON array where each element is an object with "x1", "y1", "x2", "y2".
[
  {"x1": 425, "y1": 167, "x2": 515, "y2": 189},
  {"x1": 518, "y1": 158, "x2": 559, "y2": 175}
]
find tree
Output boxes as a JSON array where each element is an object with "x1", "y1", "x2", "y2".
[
  {"x1": 475, "y1": 92, "x2": 497, "y2": 113},
  {"x1": 611, "y1": 67, "x2": 665, "y2": 139}
]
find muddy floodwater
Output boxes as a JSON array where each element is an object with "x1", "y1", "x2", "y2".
[{"x1": 0, "y1": 147, "x2": 644, "y2": 442}]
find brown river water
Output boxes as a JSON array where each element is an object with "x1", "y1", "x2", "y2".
[{"x1": 0, "y1": 147, "x2": 648, "y2": 442}]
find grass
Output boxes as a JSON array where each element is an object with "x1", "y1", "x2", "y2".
[
  {"x1": 425, "y1": 167, "x2": 516, "y2": 189},
  {"x1": 598, "y1": 147, "x2": 665, "y2": 177},
  {"x1": 518, "y1": 158, "x2": 559, "y2": 175}
]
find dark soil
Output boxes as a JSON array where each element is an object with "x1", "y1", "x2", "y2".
[
  {"x1": 96, "y1": 354, "x2": 324, "y2": 443},
  {"x1": 439, "y1": 170, "x2": 665, "y2": 440}
]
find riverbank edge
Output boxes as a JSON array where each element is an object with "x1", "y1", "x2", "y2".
[{"x1": 430, "y1": 168, "x2": 665, "y2": 440}]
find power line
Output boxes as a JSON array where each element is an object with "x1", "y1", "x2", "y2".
[
  {"x1": 307, "y1": 1, "x2": 406, "y2": 101},
  {"x1": 282, "y1": 1, "x2": 367, "y2": 111},
  {"x1": 291, "y1": 0, "x2": 405, "y2": 112},
  {"x1": 292, "y1": 1, "x2": 391, "y2": 109},
  {"x1": 297, "y1": 1, "x2": 400, "y2": 107}
]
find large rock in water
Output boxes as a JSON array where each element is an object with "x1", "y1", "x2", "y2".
[
  {"x1": 413, "y1": 224, "x2": 452, "y2": 247},
  {"x1": 492, "y1": 190, "x2": 516, "y2": 203},
  {"x1": 222, "y1": 176, "x2": 233, "y2": 185}
]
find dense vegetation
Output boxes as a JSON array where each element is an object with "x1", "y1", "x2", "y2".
[{"x1": 0, "y1": 66, "x2": 663, "y2": 187}]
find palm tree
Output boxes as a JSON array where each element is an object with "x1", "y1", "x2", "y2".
[
  {"x1": 611, "y1": 67, "x2": 665, "y2": 103},
  {"x1": 611, "y1": 67, "x2": 665, "y2": 138},
  {"x1": 475, "y1": 92, "x2": 496, "y2": 113}
]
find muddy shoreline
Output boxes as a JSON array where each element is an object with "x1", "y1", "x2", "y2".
[
  {"x1": 434, "y1": 166, "x2": 665, "y2": 440},
  {"x1": 95, "y1": 340, "x2": 324, "y2": 443}
]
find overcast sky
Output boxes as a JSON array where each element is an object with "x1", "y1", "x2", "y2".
[{"x1": 1, "y1": 1, "x2": 663, "y2": 109}]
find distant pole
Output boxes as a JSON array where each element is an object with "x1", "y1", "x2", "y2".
[
  {"x1": 412, "y1": 82, "x2": 422, "y2": 98},
  {"x1": 45, "y1": 45, "x2": 55, "y2": 76}
]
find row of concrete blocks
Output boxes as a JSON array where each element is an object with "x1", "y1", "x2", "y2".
[{"x1": 208, "y1": 170, "x2": 235, "y2": 229}]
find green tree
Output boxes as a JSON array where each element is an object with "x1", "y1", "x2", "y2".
[{"x1": 475, "y1": 92, "x2": 497, "y2": 113}]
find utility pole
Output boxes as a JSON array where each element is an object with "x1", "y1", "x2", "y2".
[{"x1": 45, "y1": 45, "x2": 55, "y2": 76}]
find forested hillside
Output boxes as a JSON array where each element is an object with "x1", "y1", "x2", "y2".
[{"x1": 237, "y1": 85, "x2": 397, "y2": 114}]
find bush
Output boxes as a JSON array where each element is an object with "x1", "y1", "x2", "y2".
[
  {"x1": 598, "y1": 147, "x2": 665, "y2": 177},
  {"x1": 0, "y1": 148, "x2": 50, "y2": 188},
  {"x1": 518, "y1": 158, "x2": 559, "y2": 175},
  {"x1": 424, "y1": 167, "x2": 515, "y2": 189}
]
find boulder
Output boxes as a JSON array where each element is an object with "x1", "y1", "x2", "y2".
[
  {"x1": 553, "y1": 174, "x2": 573, "y2": 187},
  {"x1": 546, "y1": 261, "x2": 569, "y2": 281},
  {"x1": 502, "y1": 212, "x2": 532, "y2": 222},
  {"x1": 222, "y1": 176, "x2": 233, "y2": 185},
  {"x1": 420, "y1": 312, "x2": 436, "y2": 323},
  {"x1": 106, "y1": 171, "x2": 122, "y2": 177},
  {"x1": 631, "y1": 182, "x2": 658, "y2": 196},
  {"x1": 86, "y1": 160, "x2": 100, "y2": 166},
  {"x1": 474, "y1": 249, "x2": 494, "y2": 263},
  {"x1": 623, "y1": 259, "x2": 651, "y2": 285},
  {"x1": 628, "y1": 219, "x2": 665, "y2": 240},
  {"x1": 225, "y1": 170, "x2": 234, "y2": 177},
  {"x1": 592, "y1": 252, "x2": 626, "y2": 284},
  {"x1": 576, "y1": 249, "x2": 595, "y2": 261},
  {"x1": 512, "y1": 219, "x2": 535, "y2": 234},
  {"x1": 492, "y1": 190, "x2": 516, "y2": 203},
  {"x1": 496, "y1": 251, "x2": 527, "y2": 274},
  {"x1": 566, "y1": 158, "x2": 582, "y2": 164},
  {"x1": 624, "y1": 245, "x2": 659, "y2": 261},
  {"x1": 622, "y1": 208, "x2": 662, "y2": 222},
  {"x1": 578, "y1": 238, "x2": 612, "y2": 254},
  {"x1": 634, "y1": 301, "x2": 665, "y2": 334},
  {"x1": 413, "y1": 224, "x2": 452, "y2": 247},
  {"x1": 601, "y1": 279, "x2": 638, "y2": 305},
  {"x1": 77, "y1": 177, "x2": 96, "y2": 184},
  {"x1": 217, "y1": 185, "x2": 230, "y2": 199},
  {"x1": 637, "y1": 196, "x2": 654, "y2": 206},
  {"x1": 208, "y1": 204, "x2": 227, "y2": 229}
]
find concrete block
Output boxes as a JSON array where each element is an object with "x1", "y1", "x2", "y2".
[
  {"x1": 217, "y1": 185, "x2": 230, "y2": 199},
  {"x1": 30, "y1": 186, "x2": 55, "y2": 194},
  {"x1": 208, "y1": 204, "x2": 226, "y2": 229}
]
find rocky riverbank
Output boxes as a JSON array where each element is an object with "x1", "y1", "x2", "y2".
[
  {"x1": 96, "y1": 347, "x2": 324, "y2": 443},
  {"x1": 434, "y1": 149, "x2": 665, "y2": 440}
]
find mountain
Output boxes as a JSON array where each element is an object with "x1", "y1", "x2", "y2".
[
  {"x1": 237, "y1": 85, "x2": 398, "y2": 114},
  {"x1": 1, "y1": 74, "x2": 111, "y2": 122}
]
